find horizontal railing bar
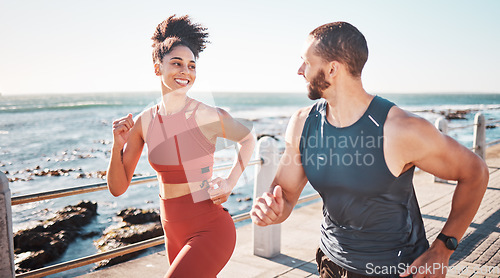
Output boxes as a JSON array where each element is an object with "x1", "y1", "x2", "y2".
[
  {"x1": 15, "y1": 236, "x2": 166, "y2": 278},
  {"x1": 15, "y1": 191, "x2": 319, "y2": 278},
  {"x1": 11, "y1": 176, "x2": 155, "y2": 206},
  {"x1": 11, "y1": 159, "x2": 262, "y2": 206},
  {"x1": 213, "y1": 158, "x2": 262, "y2": 171},
  {"x1": 232, "y1": 212, "x2": 251, "y2": 223},
  {"x1": 448, "y1": 124, "x2": 475, "y2": 131},
  {"x1": 487, "y1": 119, "x2": 500, "y2": 124},
  {"x1": 442, "y1": 119, "x2": 498, "y2": 131},
  {"x1": 487, "y1": 138, "x2": 500, "y2": 147},
  {"x1": 295, "y1": 193, "x2": 321, "y2": 205}
]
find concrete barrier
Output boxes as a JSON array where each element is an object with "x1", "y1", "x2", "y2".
[
  {"x1": 0, "y1": 172, "x2": 15, "y2": 277},
  {"x1": 252, "y1": 136, "x2": 280, "y2": 258},
  {"x1": 434, "y1": 117, "x2": 449, "y2": 183},
  {"x1": 473, "y1": 113, "x2": 486, "y2": 160}
]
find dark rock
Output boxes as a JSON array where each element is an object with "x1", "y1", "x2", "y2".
[
  {"x1": 257, "y1": 134, "x2": 279, "y2": 140},
  {"x1": 117, "y1": 208, "x2": 160, "y2": 224},
  {"x1": 442, "y1": 109, "x2": 469, "y2": 120},
  {"x1": 445, "y1": 113, "x2": 467, "y2": 120},
  {"x1": 31, "y1": 168, "x2": 77, "y2": 177},
  {"x1": 81, "y1": 231, "x2": 101, "y2": 239},
  {"x1": 99, "y1": 222, "x2": 163, "y2": 245},
  {"x1": 236, "y1": 197, "x2": 252, "y2": 202},
  {"x1": 74, "y1": 170, "x2": 107, "y2": 179},
  {"x1": 94, "y1": 208, "x2": 163, "y2": 268},
  {"x1": 486, "y1": 125, "x2": 497, "y2": 129},
  {"x1": 16, "y1": 250, "x2": 53, "y2": 270},
  {"x1": 13, "y1": 201, "x2": 98, "y2": 273}
]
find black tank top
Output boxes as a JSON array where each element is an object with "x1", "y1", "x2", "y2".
[{"x1": 299, "y1": 96, "x2": 429, "y2": 276}]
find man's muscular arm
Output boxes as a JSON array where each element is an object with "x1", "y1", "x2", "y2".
[
  {"x1": 251, "y1": 107, "x2": 311, "y2": 226},
  {"x1": 386, "y1": 108, "x2": 489, "y2": 278}
]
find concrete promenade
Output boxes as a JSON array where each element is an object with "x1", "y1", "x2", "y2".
[{"x1": 80, "y1": 147, "x2": 500, "y2": 278}]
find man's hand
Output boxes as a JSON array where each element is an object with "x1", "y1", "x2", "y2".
[
  {"x1": 400, "y1": 244, "x2": 452, "y2": 278},
  {"x1": 251, "y1": 185, "x2": 284, "y2": 226}
]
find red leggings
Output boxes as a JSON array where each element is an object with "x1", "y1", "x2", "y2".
[{"x1": 160, "y1": 192, "x2": 236, "y2": 278}]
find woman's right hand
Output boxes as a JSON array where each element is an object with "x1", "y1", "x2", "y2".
[{"x1": 112, "y1": 114, "x2": 134, "y2": 149}]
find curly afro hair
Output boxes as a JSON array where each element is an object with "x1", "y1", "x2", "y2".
[{"x1": 151, "y1": 15, "x2": 209, "y2": 63}]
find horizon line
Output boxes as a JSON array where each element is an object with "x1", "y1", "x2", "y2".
[{"x1": 2, "y1": 91, "x2": 500, "y2": 97}]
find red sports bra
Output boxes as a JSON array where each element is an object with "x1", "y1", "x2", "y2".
[{"x1": 145, "y1": 99, "x2": 216, "y2": 184}]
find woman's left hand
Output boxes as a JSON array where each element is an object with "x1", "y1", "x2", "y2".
[{"x1": 208, "y1": 177, "x2": 232, "y2": 205}]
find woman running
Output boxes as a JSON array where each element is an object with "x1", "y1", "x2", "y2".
[{"x1": 106, "y1": 15, "x2": 255, "y2": 277}]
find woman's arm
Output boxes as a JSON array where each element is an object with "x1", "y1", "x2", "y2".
[
  {"x1": 208, "y1": 108, "x2": 256, "y2": 204},
  {"x1": 107, "y1": 113, "x2": 145, "y2": 197}
]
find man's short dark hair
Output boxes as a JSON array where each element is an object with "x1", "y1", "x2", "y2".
[{"x1": 309, "y1": 22, "x2": 368, "y2": 77}]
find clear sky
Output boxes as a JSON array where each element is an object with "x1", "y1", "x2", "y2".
[{"x1": 1, "y1": 0, "x2": 499, "y2": 95}]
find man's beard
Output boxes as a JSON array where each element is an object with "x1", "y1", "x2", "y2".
[{"x1": 307, "y1": 70, "x2": 331, "y2": 100}]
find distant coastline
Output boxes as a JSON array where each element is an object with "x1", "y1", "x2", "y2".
[{"x1": 1, "y1": 91, "x2": 500, "y2": 97}]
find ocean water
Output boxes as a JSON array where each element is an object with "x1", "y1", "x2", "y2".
[{"x1": 1, "y1": 92, "x2": 499, "y2": 276}]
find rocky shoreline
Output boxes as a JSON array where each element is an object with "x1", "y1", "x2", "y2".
[
  {"x1": 12, "y1": 194, "x2": 257, "y2": 274},
  {"x1": 93, "y1": 208, "x2": 163, "y2": 268},
  {"x1": 14, "y1": 201, "x2": 98, "y2": 273},
  {"x1": 3, "y1": 167, "x2": 144, "y2": 183},
  {"x1": 12, "y1": 202, "x2": 165, "y2": 274}
]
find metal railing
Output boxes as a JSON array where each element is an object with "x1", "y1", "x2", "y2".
[
  {"x1": 484, "y1": 119, "x2": 500, "y2": 147},
  {"x1": 435, "y1": 113, "x2": 499, "y2": 158},
  {"x1": 15, "y1": 193, "x2": 321, "y2": 278},
  {"x1": 1, "y1": 137, "x2": 321, "y2": 278},
  {"x1": 8, "y1": 159, "x2": 261, "y2": 278},
  {"x1": 434, "y1": 113, "x2": 499, "y2": 182},
  {"x1": 11, "y1": 160, "x2": 262, "y2": 206}
]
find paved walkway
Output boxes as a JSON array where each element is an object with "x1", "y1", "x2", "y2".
[{"x1": 80, "y1": 152, "x2": 500, "y2": 278}]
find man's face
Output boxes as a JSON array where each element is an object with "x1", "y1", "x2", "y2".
[
  {"x1": 297, "y1": 37, "x2": 331, "y2": 100},
  {"x1": 307, "y1": 69, "x2": 330, "y2": 100}
]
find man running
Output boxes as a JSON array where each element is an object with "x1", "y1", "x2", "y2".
[{"x1": 250, "y1": 21, "x2": 488, "y2": 278}]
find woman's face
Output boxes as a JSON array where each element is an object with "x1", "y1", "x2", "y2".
[{"x1": 157, "y1": 45, "x2": 196, "y2": 92}]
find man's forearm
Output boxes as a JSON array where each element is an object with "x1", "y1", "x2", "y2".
[{"x1": 439, "y1": 161, "x2": 488, "y2": 244}]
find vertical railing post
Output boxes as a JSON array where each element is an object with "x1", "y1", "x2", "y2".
[
  {"x1": 473, "y1": 113, "x2": 486, "y2": 160},
  {"x1": 253, "y1": 136, "x2": 280, "y2": 258},
  {"x1": 435, "y1": 117, "x2": 449, "y2": 134},
  {"x1": 0, "y1": 172, "x2": 15, "y2": 277},
  {"x1": 434, "y1": 117, "x2": 448, "y2": 183}
]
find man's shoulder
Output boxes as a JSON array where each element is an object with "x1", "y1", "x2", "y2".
[
  {"x1": 289, "y1": 104, "x2": 317, "y2": 129},
  {"x1": 385, "y1": 106, "x2": 437, "y2": 139},
  {"x1": 294, "y1": 103, "x2": 319, "y2": 120},
  {"x1": 285, "y1": 104, "x2": 317, "y2": 148}
]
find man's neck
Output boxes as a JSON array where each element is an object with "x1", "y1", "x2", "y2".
[{"x1": 323, "y1": 79, "x2": 373, "y2": 128}]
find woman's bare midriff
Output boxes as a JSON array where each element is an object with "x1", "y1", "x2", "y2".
[{"x1": 159, "y1": 179, "x2": 209, "y2": 199}]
